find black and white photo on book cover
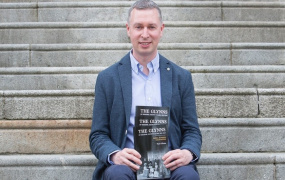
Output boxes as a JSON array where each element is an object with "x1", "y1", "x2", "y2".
[{"x1": 134, "y1": 106, "x2": 171, "y2": 180}]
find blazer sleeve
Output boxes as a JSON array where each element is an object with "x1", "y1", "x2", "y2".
[
  {"x1": 89, "y1": 72, "x2": 121, "y2": 165},
  {"x1": 179, "y1": 71, "x2": 202, "y2": 161}
]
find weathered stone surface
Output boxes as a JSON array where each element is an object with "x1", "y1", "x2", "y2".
[
  {"x1": 0, "y1": 51, "x2": 29, "y2": 67},
  {"x1": 0, "y1": 153, "x2": 282, "y2": 180},
  {"x1": 223, "y1": 7, "x2": 285, "y2": 21},
  {"x1": 200, "y1": 118, "x2": 285, "y2": 152},
  {"x1": 0, "y1": 120, "x2": 91, "y2": 154},
  {"x1": 0, "y1": 73, "x2": 97, "y2": 90},
  {"x1": 232, "y1": 49, "x2": 285, "y2": 66},
  {"x1": 195, "y1": 89, "x2": 258, "y2": 118},
  {"x1": 0, "y1": 91, "x2": 3, "y2": 120},
  {"x1": 259, "y1": 89, "x2": 285, "y2": 118},
  {"x1": 4, "y1": 90, "x2": 94, "y2": 120},
  {"x1": 192, "y1": 72, "x2": 285, "y2": 88},
  {"x1": 38, "y1": 7, "x2": 221, "y2": 22},
  {"x1": 198, "y1": 153, "x2": 276, "y2": 180},
  {"x1": 0, "y1": 154, "x2": 96, "y2": 180},
  {"x1": 2, "y1": 2, "x2": 283, "y2": 22},
  {"x1": 276, "y1": 154, "x2": 285, "y2": 180},
  {"x1": 0, "y1": 9, "x2": 37, "y2": 23},
  {"x1": 0, "y1": 44, "x2": 30, "y2": 67},
  {"x1": 198, "y1": 165, "x2": 274, "y2": 180},
  {"x1": 31, "y1": 50, "x2": 128, "y2": 67}
]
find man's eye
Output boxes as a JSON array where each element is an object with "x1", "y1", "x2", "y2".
[{"x1": 135, "y1": 26, "x2": 142, "y2": 29}]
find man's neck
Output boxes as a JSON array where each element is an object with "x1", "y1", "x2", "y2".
[{"x1": 132, "y1": 51, "x2": 157, "y2": 67}]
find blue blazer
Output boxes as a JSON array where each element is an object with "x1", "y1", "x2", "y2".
[{"x1": 89, "y1": 52, "x2": 202, "y2": 180}]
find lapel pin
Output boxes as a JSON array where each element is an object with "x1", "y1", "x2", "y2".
[{"x1": 167, "y1": 67, "x2": 170, "y2": 71}]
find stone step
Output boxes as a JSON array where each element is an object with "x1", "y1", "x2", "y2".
[
  {"x1": 197, "y1": 153, "x2": 285, "y2": 180},
  {"x1": 1, "y1": 1, "x2": 284, "y2": 22},
  {"x1": 0, "y1": 66, "x2": 284, "y2": 90},
  {"x1": 1, "y1": 43, "x2": 284, "y2": 67},
  {"x1": 199, "y1": 118, "x2": 285, "y2": 153},
  {"x1": 0, "y1": 89, "x2": 284, "y2": 119},
  {"x1": 1, "y1": 118, "x2": 284, "y2": 154},
  {"x1": 0, "y1": 21, "x2": 284, "y2": 44},
  {"x1": 1, "y1": 0, "x2": 283, "y2": 2},
  {"x1": 0, "y1": 153, "x2": 284, "y2": 180}
]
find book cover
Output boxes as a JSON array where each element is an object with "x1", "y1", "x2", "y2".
[{"x1": 134, "y1": 106, "x2": 171, "y2": 180}]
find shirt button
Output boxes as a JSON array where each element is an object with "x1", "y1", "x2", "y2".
[{"x1": 125, "y1": 130, "x2": 127, "y2": 135}]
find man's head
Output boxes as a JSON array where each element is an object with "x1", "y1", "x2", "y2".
[
  {"x1": 127, "y1": 0, "x2": 162, "y2": 24},
  {"x1": 126, "y1": 0, "x2": 164, "y2": 61}
]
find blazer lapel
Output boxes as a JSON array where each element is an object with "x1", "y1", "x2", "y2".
[
  {"x1": 160, "y1": 55, "x2": 172, "y2": 108},
  {"x1": 118, "y1": 54, "x2": 132, "y2": 126}
]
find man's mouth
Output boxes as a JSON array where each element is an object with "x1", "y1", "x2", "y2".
[{"x1": 140, "y1": 42, "x2": 151, "y2": 47}]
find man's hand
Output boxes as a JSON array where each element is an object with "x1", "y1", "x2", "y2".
[
  {"x1": 111, "y1": 148, "x2": 142, "y2": 172},
  {"x1": 162, "y1": 149, "x2": 193, "y2": 171}
]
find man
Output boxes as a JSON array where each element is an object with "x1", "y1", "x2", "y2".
[{"x1": 89, "y1": 0, "x2": 202, "y2": 179}]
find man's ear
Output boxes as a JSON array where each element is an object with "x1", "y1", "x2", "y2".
[
  {"x1": 160, "y1": 23, "x2": 165, "y2": 37},
  {"x1": 126, "y1": 23, "x2": 130, "y2": 37}
]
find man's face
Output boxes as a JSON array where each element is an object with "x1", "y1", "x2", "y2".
[{"x1": 126, "y1": 8, "x2": 164, "y2": 60}]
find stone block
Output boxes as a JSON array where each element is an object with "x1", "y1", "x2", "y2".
[
  {"x1": 160, "y1": 49, "x2": 231, "y2": 66},
  {"x1": 162, "y1": 24, "x2": 285, "y2": 43},
  {"x1": 0, "y1": 92, "x2": 3, "y2": 120},
  {"x1": 195, "y1": 89, "x2": 258, "y2": 118},
  {"x1": 192, "y1": 72, "x2": 285, "y2": 88},
  {"x1": 198, "y1": 153, "x2": 276, "y2": 180},
  {"x1": 0, "y1": 73, "x2": 97, "y2": 90},
  {"x1": 232, "y1": 49, "x2": 285, "y2": 65},
  {"x1": 0, "y1": 27, "x2": 128, "y2": 44},
  {"x1": 0, "y1": 154, "x2": 96, "y2": 180},
  {"x1": 259, "y1": 89, "x2": 285, "y2": 118},
  {"x1": 200, "y1": 118, "x2": 285, "y2": 152},
  {"x1": 198, "y1": 164, "x2": 274, "y2": 180},
  {"x1": 38, "y1": 7, "x2": 129, "y2": 22},
  {"x1": 38, "y1": 6, "x2": 221, "y2": 22},
  {"x1": 0, "y1": 9, "x2": 37, "y2": 22},
  {"x1": 0, "y1": 120, "x2": 91, "y2": 154},
  {"x1": 0, "y1": 51, "x2": 30, "y2": 67},
  {"x1": 4, "y1": 90, "x2": 94, "y2": 120},
  {"x1": 223, "y1": 7, "x2": 284, "y2": 21},
  {"x1": 276, "y1": 154, "x2": 285, "y2": 180},
  {"x1": 31, "y1": 49, "x2": 128, "y2": 67},
  {"x1": 0, "y1": 44, "x2": 30, "y2": 67}
]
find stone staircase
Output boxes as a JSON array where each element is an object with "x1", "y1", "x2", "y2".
[{"x1": 0, "y1": 0, "x2": 284, "y2": 179}]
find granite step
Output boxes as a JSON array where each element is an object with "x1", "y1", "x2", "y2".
[
  {"x1": 0, "y1": 89, "x2": 284, "y2": 120},
  {"x1": 1, "y1": 118, "x2": 284, "y2": 154},
  {"x1": 0, "y1": 153, "x2": 284, "y2": 180},
  {"x1": 0, "y1": 21, "x2": 284, "y2": 44},
  {"x1": 1, "y1": 1, "x2": 284, "y2": 22},
  {"x1": 1, "y1": 43, "x2": 284, "y2": 67},
  {"x1": 0, "y1": 66, "x2": 284, "y2": 90}
]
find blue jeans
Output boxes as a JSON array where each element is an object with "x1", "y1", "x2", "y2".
[{"x1": 103, "y1": 164, "x2": 199, "y2": 180}]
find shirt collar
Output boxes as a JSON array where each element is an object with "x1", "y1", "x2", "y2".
[{"x1": 130, "y1": 50, "x2": 160, "y2": 74}]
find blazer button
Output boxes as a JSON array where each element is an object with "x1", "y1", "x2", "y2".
[{"x1": 125, "y1": 130, "x2": 128, "y2": 135}]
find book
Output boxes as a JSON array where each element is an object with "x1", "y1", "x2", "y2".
[{"x1": 134, "y1": 106, "x2": 171, "y2": 180}]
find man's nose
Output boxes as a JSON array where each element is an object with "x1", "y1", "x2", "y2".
[{"x1": 141, "y1": 27, "x2": 149, "y2": 38}]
